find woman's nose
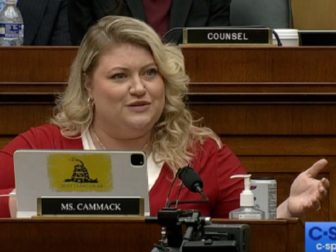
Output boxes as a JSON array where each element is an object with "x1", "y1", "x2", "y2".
[{"x1": 130, "y1": 76, "x2": 146, "y2": 96}]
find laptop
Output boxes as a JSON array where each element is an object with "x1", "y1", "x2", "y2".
[{"x1": 13, "y1": 150, "x2": 149, "y2": 218}]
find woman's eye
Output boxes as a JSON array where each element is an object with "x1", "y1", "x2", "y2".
[
  {"x1": 111, "y1": 73, "x2": 127, "y2": 81},
  {"x1": 143, "y1": 68, "x2": 158, "y2": 79}
]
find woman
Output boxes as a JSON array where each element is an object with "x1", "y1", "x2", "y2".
[{"x1": 0, "y1": 16, "x2": 329, "y2": 218}]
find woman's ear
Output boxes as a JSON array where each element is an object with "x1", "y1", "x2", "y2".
[
  {"x1": 86, "y1": 86, "x2": 93, "y2": 99},
  {"x1": 84, "y1": 73, "x2": 93, "y2": 98}
]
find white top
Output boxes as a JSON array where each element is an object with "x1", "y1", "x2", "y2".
[{"x1": 81, "y1": 129, "x2": 163, "y2": 191}]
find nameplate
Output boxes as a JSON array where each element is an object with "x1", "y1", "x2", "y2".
[
  {"x1": 183, "y1": 27, "x2": 272, "y2": 45},
  {"x1": 37, "y1": 197, "x2": 144, "y2": 216}
]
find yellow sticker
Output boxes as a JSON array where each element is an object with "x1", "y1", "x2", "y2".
[{"x1": 48, "y1": 153, "x2": 112, "y2": 192}]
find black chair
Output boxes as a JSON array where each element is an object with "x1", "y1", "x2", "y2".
[{"x1": 230, "y1": 0, "x2": 293, "y2": 28}]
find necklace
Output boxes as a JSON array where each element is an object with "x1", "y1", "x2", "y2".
[
  {"x1": 90, "y1": 127, "x2": 106, "y2": 150},
  {"x1": 90, "y1": 127, "x2": 151, "y2": 154}
]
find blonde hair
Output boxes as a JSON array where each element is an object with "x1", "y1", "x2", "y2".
[{"x1": 51, "y1": 16, "x2": 220, "y2": 170}]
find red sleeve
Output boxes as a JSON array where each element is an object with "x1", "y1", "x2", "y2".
[
  {"x1": 0, "y1": 124, "x2": 82, "y2": 217},
  {"x1": 212, "y1": 143, "x2": 246, "y2": 217},
  {"x1": 0, "y1": 131, "x2": 34, "y2": 217},
  {"x1": 192, "y1": 139, "x2": 247, "y2": 218}
]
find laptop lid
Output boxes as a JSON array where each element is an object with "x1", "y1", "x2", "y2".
[{"x1": 13, "y1": 149, "x2": 149, "y2": 218}]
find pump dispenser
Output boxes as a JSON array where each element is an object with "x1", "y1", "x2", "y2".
[{"x1": 229, "y1": 174, "x2": 265, "y2": 220}]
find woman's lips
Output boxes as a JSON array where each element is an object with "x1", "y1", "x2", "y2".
[{"x1": 127, "y1": 101, "x2": 151, "y2": 112}]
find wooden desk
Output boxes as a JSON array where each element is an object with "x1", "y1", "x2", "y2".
[
  {"x1": 0, "y1": 46, "x2": 336, "y2": 222},
  {"x1": 0, "y1": 218, "x2": 304, "y2": 252}
]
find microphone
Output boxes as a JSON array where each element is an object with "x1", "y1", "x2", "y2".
[
  {"x1": 164, "y1": 168, "x2": 184, "y2": 207},
  {"x1": 165, "y1": 166, "x2": 209, "y2": 208},
  {"x1": 178, "y1": 166, "x2": 208, "y2": 202},
  {"x1": 178, "y1": 166, "x2": 204, "y2": 194},
  {"x1": 155, "y1": 167, "x2": 209, "y2": 252}
]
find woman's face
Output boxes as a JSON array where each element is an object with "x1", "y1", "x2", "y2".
[{"x1": 87, "y1": 43, "x2": 165, "y2": 139}]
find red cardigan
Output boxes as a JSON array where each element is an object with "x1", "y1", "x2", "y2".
[{"x1": 0, "y1": 124, "x2": 245, "y2": 217}]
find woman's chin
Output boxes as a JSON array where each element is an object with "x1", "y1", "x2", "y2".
[{"x1": 126, "y1": 117, "x2": 156, "y2": 129}]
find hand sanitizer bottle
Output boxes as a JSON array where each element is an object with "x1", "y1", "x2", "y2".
[{"x1": 229, "y1": 174, "x2": 265, "y2": 220}]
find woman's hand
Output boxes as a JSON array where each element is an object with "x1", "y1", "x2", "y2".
[{"x1": 277, "y1": 159, "x2": 329, "y2": 218}]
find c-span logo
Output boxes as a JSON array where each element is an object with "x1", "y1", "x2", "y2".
[{"x1": 305, "y1": 222, "x2": 336, "y2": 252}]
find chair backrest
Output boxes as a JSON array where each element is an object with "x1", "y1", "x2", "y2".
[{"x1": 230, "y1": 0, "x2": 293, "y2": 28}]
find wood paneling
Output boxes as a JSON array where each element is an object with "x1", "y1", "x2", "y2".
[
  {"x1": 0, "y1": 218, "x2": 304, "y2": 252},
  {"x1": 1, "y1": 46, "x2": 336, "y2": 85},
  {"x1": 291, "y1": 0, "x2": 336, "y2": 29},
  {"x1": 192, "y1": 104, "x2": 336, "y2": 135},
  {"x1": 182, "y1": 46, "x2": 336, "y2": 83},
  {"x1": 0, "y1": 46, "x2": 336, "y2": 223},
  {"x1": 0, "y1": 46, "x2": 76, "y2": 82}
]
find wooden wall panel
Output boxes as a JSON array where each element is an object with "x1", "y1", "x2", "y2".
[
  {"x1": 291, "y1": 0, "x2": 336, "y2": 29},
  {"x1": 182, "y1": 46, "x2": 336, "y2": 83},
  {"x1": 0, "y1": 47, "x2": 76, "y2": 82},
  {"x1": 223, "y1": 137, "x2": 336, "y2": 156},
  {"x1": 192, "y1": 104, "x2": 336, "y2": 135},
  {"x1": 0, "y1": 104, "x2": 52, "y2": 134},
  {"x1": 0, "y1": 46, "x2": 336, "y2": 223},
  {"x1": 0, "y1": 218, "x2": 304, "y2": 252}
]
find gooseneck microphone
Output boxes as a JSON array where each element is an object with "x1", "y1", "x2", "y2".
[
  {"x1": 164, "y1": 168, "x2": 183, "y2": 207},
  {"x1": 178, "y1": 166, "x2": 203, "y2": 194},
  {"x1": 154, "y1": 166, "x2": 209, "y2": 251},
  {"x1": 178, "y1": 166, "x2": 208, "y2": 201},
  {"x1": 165, "y1": 166, "x2": 208, "y2": 208}
]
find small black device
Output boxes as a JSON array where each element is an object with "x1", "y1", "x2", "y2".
[{"x1": 150, "y1": 208, "x2": 250, "y2": 252}]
